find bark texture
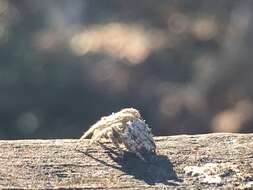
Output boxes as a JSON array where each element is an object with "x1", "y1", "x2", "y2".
[{"x1": 0, "y1": 133, "x2": 252, "y2": 189}]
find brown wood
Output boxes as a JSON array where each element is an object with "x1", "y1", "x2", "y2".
[{"x1": 0, "y1": 133, "x2": 252, "y2": 189}]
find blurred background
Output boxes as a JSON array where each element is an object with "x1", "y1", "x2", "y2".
[{"x1": 1, "y1": 0, "x2": 253, "y2": 139}]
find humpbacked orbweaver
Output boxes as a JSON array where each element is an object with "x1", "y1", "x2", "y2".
[{"x1": 78, "y1": 108, "x2": 156, "y2": 161}]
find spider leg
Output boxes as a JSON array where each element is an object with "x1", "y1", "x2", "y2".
[
  {"x1": 107, "y1": 127, "x2": 121, "y2": 149},
  {"x1": 135, "y1": 152, "x2": 147, "y2": 162},
  {"x1": 111, "y1": 124, "x2": 125, "y2": 145},
  {"x1": 76, "y1": 126, "x2": 107, "y2": 152},
  {"x1": 89, "y1": 127, "x2": 108, "y2": 145},
  {"x1": 91, "y1": 125, "x2": 123, "y2": 147},
  {"x1": 80, "y1": 123, "x2": 102, "y2": 140}
]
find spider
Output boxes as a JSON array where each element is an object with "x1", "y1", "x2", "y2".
[{"x1": 78, "y1": 108, "x2": 156, "y2": 161}]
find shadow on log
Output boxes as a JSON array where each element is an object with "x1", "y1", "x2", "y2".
[{"x1": 78, "y1": 143, "x2": 180, "y2": 185}]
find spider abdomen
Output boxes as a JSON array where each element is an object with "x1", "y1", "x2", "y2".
[{"x1": 121, "y1": 118, "x2": 156, "y2": 155}]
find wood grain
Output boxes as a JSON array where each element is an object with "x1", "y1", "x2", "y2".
[{"x1": 0, "y1": 133, "x2": 252, "y2": 189}]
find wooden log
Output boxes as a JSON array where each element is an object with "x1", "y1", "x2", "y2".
[{"x1": 0, "y1": 133, "x2": 252, "y2": 189}]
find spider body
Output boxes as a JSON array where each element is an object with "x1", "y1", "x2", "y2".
[{"x1": 79, "y1": 108, "x2": 156, "y2": 161}]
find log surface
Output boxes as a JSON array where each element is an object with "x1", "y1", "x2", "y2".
[{"x1": 0, "y1": 133, "x2": 252, "y2": 189}]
